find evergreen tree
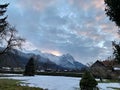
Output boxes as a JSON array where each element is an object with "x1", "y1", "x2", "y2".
[
  {"x1": 0, "y1": 3, "x2": 9, "y2": 33},
  {"x1": 112, "y1": 41, "x2": 120, "y2": 63},
  {"x1": 104, "y1": 0, "x2": 120, "y2": 64},
  {"x1": 104, "y1": 0, "x2": 120, "y2": 27},
  {"x1": 80, "y1": 71, "x2": 98, "y2": 90},
  {"x1": 24, "y1": 57, "x2": 35, "y2": 76}
]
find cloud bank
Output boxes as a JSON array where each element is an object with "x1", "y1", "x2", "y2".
[{"x1": 2, "y1": 0, "x2": 119, "y2": 64}]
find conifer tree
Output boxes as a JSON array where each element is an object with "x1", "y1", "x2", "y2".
[
  {"x1": 0, "y1": 3, "x2": 9, "y2": 33},
  {"x1": 24, "y1": 57, "x2": 35, "y2": 76},
  {"x1": 104, "y1": 0, "x2": 120, "y2": 27},
  {"x1": 104, "y1": 0, "x2": 120, "y2": 64},
  {"x1": 112, "y1": 41, "x2": 120, "y2": 63},
  {"x1": 80, "y1": 71, "x2": 98, "y2": 90}
]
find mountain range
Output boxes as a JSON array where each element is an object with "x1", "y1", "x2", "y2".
[{"x1": 0, "y1": 49, "x2": 87, "y2": 71}]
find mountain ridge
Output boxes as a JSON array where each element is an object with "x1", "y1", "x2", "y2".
[
  {"x1": 0, "y1": 49, "x2": 87, "y2": 71},
  {"x1": 26, "y1": 49, "x2": 87, "y2": 70}
]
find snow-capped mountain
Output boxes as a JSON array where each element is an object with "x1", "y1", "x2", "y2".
[
  {"x1": 58, "y1": 54, "x2": 86, "y2": 69},
  {"x1": 28, "y1": 49, "x2": 86, "y2": 70},
  {"x1": 41, "y1": 53, "x2": 60, "y2": 64},
  {"x1": 0, "y1": 48, "x2": 86, "y2": 70},
  {"x1": 59, "y1": 54, "x2": 76, "y2": 69}
]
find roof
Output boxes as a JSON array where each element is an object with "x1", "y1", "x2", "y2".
[
  {"x1": 114, "y1": 67, "x2": 120, "y2": 71},
  {"x1": 102, "y1": 60, "x2": 116, "y2": 66},
  {"x1": 91, "y1": 60, "x2": 105, "y2": 68}
]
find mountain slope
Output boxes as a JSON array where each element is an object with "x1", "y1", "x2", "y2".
[
  {"x1": 32, "y1": 50, "x2": 86, "y2": 70},
  {"x1": 58, "y1": 54, "x2": 86, "y2": 70},
  {"x1": 0, "y1": 49, "x2": 65, "y2": 70},
  {"x1": 0, "y1": 49, "x2": 87, "y2": 70}
]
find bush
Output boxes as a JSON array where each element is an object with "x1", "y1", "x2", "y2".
[
  {"x1": 80, "y1": 71, "x2": 98, "y2": 90},
  {"x1": 24, "y1": 57, "x2": 35, "y2": 76}
]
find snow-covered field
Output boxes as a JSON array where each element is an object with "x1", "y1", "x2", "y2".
[
  {"x1": 5, "y1": 75, "x2": 80, "y2": 90},
  {"x1": 1, "y1": 74, "x2": 120, "y2": 90}
]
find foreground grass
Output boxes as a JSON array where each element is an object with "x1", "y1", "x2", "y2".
[{"x1": 0, "y1": 79, "x2": 43, "y2": 90}]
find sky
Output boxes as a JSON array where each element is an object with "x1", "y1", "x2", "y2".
[{"x1": 1, "y1": 0, "x2": 120, "y2": 64}]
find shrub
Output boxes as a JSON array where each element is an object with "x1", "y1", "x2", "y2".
[{"x1": 80, "y1": 71, "x2": 98, "y2": 90}]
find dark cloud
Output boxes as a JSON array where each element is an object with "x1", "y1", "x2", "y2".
[{"x1": 4, "y1": 0, "x2": 119, "y2": 64}]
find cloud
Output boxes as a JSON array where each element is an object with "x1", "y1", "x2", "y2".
[
  {"x1": 14, "y1": 0, "x2": 57, "y2": 11},
  {"x1": 41, "y1": 49, "x2": 62, "y2": 56},
  {"x1": 6, "y1": 0, "x2": 119, "y2": 64}
]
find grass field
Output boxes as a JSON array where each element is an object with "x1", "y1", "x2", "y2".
[{"x1": 0, "y1": 79, "x2": 43, "y2": 90}]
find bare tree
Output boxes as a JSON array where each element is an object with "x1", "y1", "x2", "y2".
[
  {"x1": 0, "y1": 3, "x2": 25, "y2": 55},
  {"x1": 0, "y1": 25, "x2": 25, "y2": 54}
]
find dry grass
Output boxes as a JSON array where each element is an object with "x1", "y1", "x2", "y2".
[{"x1": 0, "y1": 79, "x2": 43, "y2": 90}]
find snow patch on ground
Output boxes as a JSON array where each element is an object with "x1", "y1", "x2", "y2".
[
  {"x1": 98, "y1": 83, "x2": 120, "y2": 90},
  {"x1": 5, "y1": 75, "x2": 80, "y2": 90},
  {"x1": 1, "y1": 74, "x2": 120, "y2": 90}
]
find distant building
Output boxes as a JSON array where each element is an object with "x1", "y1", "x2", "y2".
[
  {"x1": 91, "y1": 60, "x2": 120, "y2": 79},
  {"x1": 91, "y1": 60, "x2": 106, "y2": 68},
  {"x1": 90, "y1": 60, "x2": 108, "y2": 78},
  {"x1": 112, "y1": 65, "x2": 120, "y2": 75},
  {"x1": 13, "y1": 67, "x2": 24, "y2": 72},
  {"x1": 36, "y1": 70, "x2": 45, "y2": 72},
  {"x1": 1, "y1": 67, "x2": 11, "y2": 71}
]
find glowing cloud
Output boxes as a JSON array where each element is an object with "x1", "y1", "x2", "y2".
[{"x1": 41, "y1": 49, "x2": 62, "y2": 56}]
